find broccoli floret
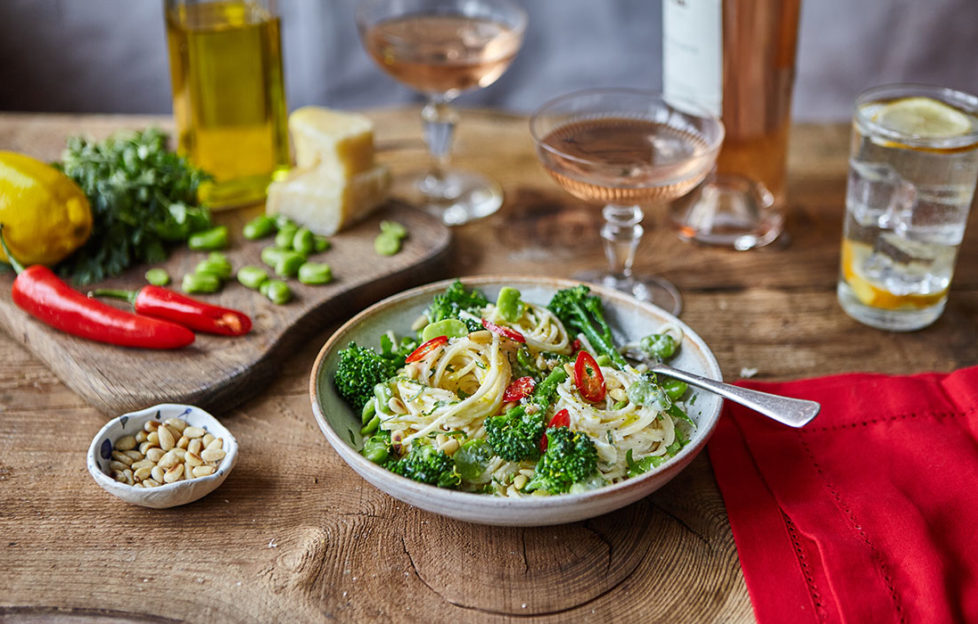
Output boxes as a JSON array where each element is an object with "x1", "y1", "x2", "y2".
[
  {"x1": 427, "y1": 280, "x2": 489, "y2": 331},
  {"x1": 525, "y1": 427, "x2": 599, "y2": 494},
  {"x1": 485, "y1": 406, "x2": 546, "y2": 462},
  {"x1": 391, "y1": 441, "x2": 461, "y2": 488},
  {"x1": 548, "y1": 285, "x2": 628, "y2": 369},
  {"x1": 485, "y1": 367, "x2": 569, "y2": 462},
  {"x1": 335, "y1": 342, "x2": 400, "y2": 412}
]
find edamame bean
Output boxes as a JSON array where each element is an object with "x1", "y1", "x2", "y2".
[
  {"x1": 237, "y1": 265, "x2": 269, "y2": 290},
  {"x1": 360, "y1": 414, "x2": 380, "y2": 436},
  {"x1": 144, "y1": 268, "x2": 170, "y2": 286},
  {"x1": 313, "y1": 235, "x2": 330, "y2": 252},
  {"x1": 362, "y1": 436, "x2": 389, "y2": 464},
  {"x1": 297, "y1": 262, "x2": 333, "y2": 285},
  {"x1": 242, "y1": 215, "x2": 275, "y2": 240},
  {"x1": 662, "y1": 379, "x2": 689, "y2": 401},
  {"x1": 260, "y1": 245, "x2": 286, "y2": 268},
  {"x1": 195, "y1": 257, "x2": 232, "y2": 280},
  {"x1": 274, "y1": 251, "x2": 306, "y2": 278},
  {"x1": 274, "y1": 214, "x2": 296, "y2": 230},
  {"x1": 275, "y1": 224, "x2": 298, "y2": 249},
  {"x1": 495, "y1": 287, "x2": 524, "y2": 322},
  {"x1": 181, "y1": 272, "x2": 221, "y2": 294},
  {"x1": 188, "y1": 226, "x2": 228, "y2": 251},
  {"x1": 361, "y1": 398, "x2": 377, "y2": 425},
  {"x1": 640, "y1": 333, "x2": 677, "y2": 361},
  {"x1": 292, "y1": 227, "x2": 315, "y2": 255},
  {"x1": 374, "y1": 232, "x2": 401, "y2": 256},
  {"x1": 380, "y1": 220, "x2": 407, "y2": 239},
  {"x1": 421, "y1": 318, "x2": 467, "y2": 341},
  {"x1": 263, "y1": 279, "x2": 292, "y2": 304}
]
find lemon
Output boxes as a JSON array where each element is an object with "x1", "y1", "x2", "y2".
[
  {"x1": 840, "y1": 239, "x2": 945, "y2": 310},
  {"x1": 871, "y1": 96, "x2": 972, "y2": 139},
  {"x1": 0, "y1": 151, "x2": 92, "y2": 266}
]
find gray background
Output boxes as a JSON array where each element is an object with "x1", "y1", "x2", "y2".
[{"x1": 1, "y1": 0, "x2": 976, "y2": 121}]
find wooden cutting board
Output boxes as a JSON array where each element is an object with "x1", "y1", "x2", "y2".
[{"x1": 0, "y1": 202, "x2": 450, "y2": 416}]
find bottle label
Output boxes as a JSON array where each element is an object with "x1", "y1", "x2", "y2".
[{"x1": 662, "y1": 0, "x2": 722, "y2": 116}]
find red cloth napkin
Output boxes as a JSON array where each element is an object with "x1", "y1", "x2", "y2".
[{"x1": 707, "y1": 366, "x2": 978, "y2": 624}]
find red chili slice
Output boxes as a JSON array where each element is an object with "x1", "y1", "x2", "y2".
[
  {"x1": 570, "y1": 338, "x2": 582, "y2": 353},
  {"x1": 405, "y1": 335, "x2": 448, "y2": 363},
  {"x1": 573, "y1": 351, "x2": 606, "y2": 403},
  {"x1": 548, "y1": 408, "x2": 570, "y2": 429},
  {"x1": 540, "y1": 408, "x2": 571, "y2": 452},
  {"x1": 481, "y1": 318, "x2": 525, "y2": 343},
  {"x1": 503, "y1": 376, "x2": 535, "y2": 403}
]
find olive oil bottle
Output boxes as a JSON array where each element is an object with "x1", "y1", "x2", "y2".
[{"x1": 166, "y1": 0, "x2": 289, "y2": 209}]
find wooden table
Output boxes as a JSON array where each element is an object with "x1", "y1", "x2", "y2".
[{"x1": 1, "y1": 109, "x2": 976, "y2": 623}]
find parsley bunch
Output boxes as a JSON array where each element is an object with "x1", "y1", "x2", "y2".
[{"x1": 56, "y1": 128, "x2": 212, "y2": 285}]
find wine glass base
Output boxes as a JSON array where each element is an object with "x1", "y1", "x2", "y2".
[
  {"x1": 402, "y1": 169, "x2": 503, "y2": 226},
  {"x1": 574, "y1": 270, "x2": 682, "y2": 316},
  {"x1": 670, "y1": 173, "x2": 783, "y2": 250}
]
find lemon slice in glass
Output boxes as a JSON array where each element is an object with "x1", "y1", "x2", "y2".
[{"x1": 872, "y1": 96, "x2": 972, "y2": 138}]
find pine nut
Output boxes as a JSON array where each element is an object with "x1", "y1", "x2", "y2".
[
  {"x1": 124, "y1": 450, "x2": 144, "y2": 461},
  {"x1": 202, "y1": 433, "x2": 215, "y2": 447},
  {"x1": 138, "y1": 441, "x2": 155, "y2": 455},
  {"x1": 157, "y1": 450, "x2": 179, "y2": 470},
  {"x1": 143, "y1": 420, "x2": 160, "y2": 433},
  {"x1": 151, "y1": 465, "x2": 165, "y2": 483},
  {"x1": 144, "y1": 479, "x2": 160, "y2": 488},
  {"x1": 206, "y1": 437, "x2": 223, "y2": 451},
  {"x1": 111, "y1": 451, "x2": 134, "y2": 466},
  {"x1": 163, "y1": 464, "x2": 183, "y2": 483},
  {"x1": 115, "y1": 435, "x2": 137, "y2": 451},
  {"x1": 171, "y1": 448, "x2": 186, "y2": 460},
  {"x1": 109, "y1": 460, "x2": 129, "y2": 472},
  {"x1": 135, "y1": 431, "x2": 148, "y2": 443},
  {"x1": 200, "y1": 448, "x2": 226, "y2": 462},
  {"x1": 177, "y1": 435, "x2": 189, "y2": 450},
  {"x1": 164, "y1": 418, "x2": 187, "y2": 433},
  {"x1": 133, "y1": 466, "x2": 153, "y2": 482},
  {"x1": 608, "y1": 388, "x2": 626, "y2": 402},
  {"x1": 158, "y1": 426, "x2": 175, "y2": 451},
  {"x1": 185, "y1": 452, "x2": 203, "y2": 467},
  {"x1": 192, "y1": 466, "x2": 216, "y2": 478},
  {"x1": 122, "y1": 468, "x2": 134, "y2": 485},
  {"x1": 146, "y1": 431, "x2": 159, "y2": 445},
  {"x1": 187, "y1": 439, "x2": 202, "y2": 455},
  {"x1": 513, "y1": 474, "x2": 528, "y2": 490},
  {"x1": 441, "y1": 438, "x2": 460, "y2": 455},
  {"x1": 184, "y1": 426, "x2": 206, "y2": 439},
  {"x1": 184, "y1": 463, "x2": 193, "y2": 481},
  {"x1": 145, "y1": 448, "x2": 165, "y2": 463},
  {"x1": 130, "y1": 459, "x2": 155, "y2": 471},
  {"x1": 469, "y1": 330, "x2": 492, "y2": 344}
]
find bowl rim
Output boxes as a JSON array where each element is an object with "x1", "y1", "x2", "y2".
[
  {"x1": 309, "y1": 275, "x2": 723, "y2": 513},
  {"x1": 87, "y1": 402, "x2": 238, "y2": 495}
]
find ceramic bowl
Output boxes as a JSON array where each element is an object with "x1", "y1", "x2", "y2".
[
  {"x1": 87, "y1": 403, "x2": 238, "y2": 509},
  {"x1": 310, "y1": 276, "x2": 723, "y2": 526}
]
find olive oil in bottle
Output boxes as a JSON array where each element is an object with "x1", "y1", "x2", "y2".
[{"x1": 166, "y1": 0, "x2": 289, "y2": 209}]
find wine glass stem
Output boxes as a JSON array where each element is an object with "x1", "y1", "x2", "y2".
[
  {"x1": 601, "y1": 204, "x2": 644, "y2": 282},
  {"x1": 421, "y1": 95, "x2": 458, "y2": 190}
]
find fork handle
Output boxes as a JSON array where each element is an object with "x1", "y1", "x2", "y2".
[{"x1": 650, "y1": 364, "x2": 820, "y2": 428}]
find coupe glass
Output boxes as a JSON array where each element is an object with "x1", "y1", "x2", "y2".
[
  {"x1": 529, "y1": 89, "x2": 724, "y2": 314},
  {"x1": 356, "y1": 0, "x2": 527, "y2": 225}
]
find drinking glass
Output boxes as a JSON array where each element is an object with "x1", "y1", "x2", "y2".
[
  {"x1": 838, "y1": 84, "x2": 978, "y2": 331},
  {"x1": 530, "y1": 88, "x2": 724, "y2": 314},
  {"x1": 356, "y1": 0, "x2": 527, "y2": 225}
]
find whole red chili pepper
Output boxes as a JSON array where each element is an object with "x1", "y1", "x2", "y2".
[
  {"x1": 0, "y1": 225, "x2": 194, "y2": 349},
  {"x1": 90, "y1": 286, "x2": 252, "y2": 336}
]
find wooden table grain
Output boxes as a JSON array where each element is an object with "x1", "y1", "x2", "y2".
[{"x1": 1, "y1": 109, "x2": 976, "y2": 623}]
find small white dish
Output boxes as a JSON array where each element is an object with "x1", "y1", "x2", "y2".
[{"x1": 87, "y1": 403, "x2": 238, "y2": 509}]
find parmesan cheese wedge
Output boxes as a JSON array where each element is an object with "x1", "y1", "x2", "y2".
[
  {"x1": 266, "y1": 164, "x2": 392, "y2": 236},
  {"x1": 289, "y1": 106, "x2": 376, "y2": 178}
]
